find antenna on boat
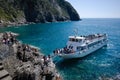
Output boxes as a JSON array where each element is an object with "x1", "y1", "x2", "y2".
[{"x1": 74, "y1": 28, "x2": 78, "y2": 37}]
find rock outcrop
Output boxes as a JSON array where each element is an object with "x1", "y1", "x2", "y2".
[
  {"x1": 0, "y1": 32, "x2": 62, "y2": 80},
  {"x1": 0, "y1": 0, "x2": 80, "y2": 26}
]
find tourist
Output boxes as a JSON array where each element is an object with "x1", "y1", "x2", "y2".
[
  {"x1": 2, "y1": 38, "x2": 6, "y2": 44},
  {"x1": 16, "y1": 51, "x2": 22, "y2": 60},
  {"x1": 47, "y1": 55, "x2": 52, "y2": 62},
  {"x1": 43, "y1": 56, "x2": 48, "y2": 66}
]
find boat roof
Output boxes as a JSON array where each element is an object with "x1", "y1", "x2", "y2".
[{"x1": 69, "y1": 36, "x2": 85, "y2": 39}]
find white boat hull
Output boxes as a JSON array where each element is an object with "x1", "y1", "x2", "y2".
[{"x1": 58, "y1": 42, "x2": 107, "y2": 59}]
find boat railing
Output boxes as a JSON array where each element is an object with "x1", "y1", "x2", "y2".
[
  {"x1": 53, "y1": 47, "x2": 75, "y2": 55},
  {"x1": 85, "y1": 34, "x2": 106, "y2": 41}
]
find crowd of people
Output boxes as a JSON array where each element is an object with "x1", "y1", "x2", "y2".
[
  {"x1": 41, "y1": 55, "x2": 52, "y2": 66},
  {"x1": 85, "y1": 33, "x2": 106, "y2": 40},
  {"x1": 0, "y1": 32, "x2": 41, "y2": 62},
  {"x1": 0, "y1": 32, "x2": 54, "y2": 66},
  {"x1": 1, "y1": 32, "x2": 18, "y2": 45},
  {"x1": 53, "y1": 45, "x2": 74, "y2": 55}
]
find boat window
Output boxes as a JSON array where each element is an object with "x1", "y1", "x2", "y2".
[
  {"x1": 78, "y1": 39, "x2": 82, "y2": 42},
  {"x1": 77, "y1": 46, "x2": 81, "y2": 51},
  {"x1": 76, "y1": 39, "x2": 78, "y2": 42},
  {"x1": 69, "y1": 38, "x2": 72, "y2": 41},
  {"x1": 81, "y1": 46, "x2": 86, "y2": 50},
  {"x1": 69, "y1": 38, "x2": 81, "y2": 42},
  {"x1": 77, "y1": 46, "x2": 86, "y2": 51},
  {"x1": 72, "y1": 38, "x2": 75, "y2": 42},
  {"x1": 103, "y1": 39, "x2": 106, "y2": 41},
  {"x1": 69, "y1": 38, "x2": 74, "y2": 41},
  {"x1": 88, "y1": 40, "x2": 103, "y2": 48}
]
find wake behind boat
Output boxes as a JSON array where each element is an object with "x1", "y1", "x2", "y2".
[{"x1": 53, "y1": 33, "x2": 107, "y2": 59}]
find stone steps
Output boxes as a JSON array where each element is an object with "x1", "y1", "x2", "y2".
[
  {"x1": 1, "y1": 75, "x2": 12, "y2": 80},
  {"x1": 0, "y1": 62, "x2": 12, "y2": 80},
  {"x1": 0, "y1": 69, "x2": 9, "y2": 79},
  {"x1": 0, "y1": 61, "x2": 2, "y2": 65}
]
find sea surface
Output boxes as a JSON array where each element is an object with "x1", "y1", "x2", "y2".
[{"x1": 0, "y1": 18, "x2": 120, "y2": 80}]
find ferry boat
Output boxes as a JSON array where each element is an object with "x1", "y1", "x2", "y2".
[{"x1": 53, "y1": 33, "x2": 107, "y2": 59}]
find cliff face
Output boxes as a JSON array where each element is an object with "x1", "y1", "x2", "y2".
[
  {"x1": 0, "y1": 0, "x2": 80, "y2": 24},
  {"x1": 0, "y1": 0, "x2": 25, "y2": 24}
]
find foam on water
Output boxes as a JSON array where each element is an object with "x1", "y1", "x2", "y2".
[{"x1": 107, "y1": 52, "x2": 120, "y2": 58}]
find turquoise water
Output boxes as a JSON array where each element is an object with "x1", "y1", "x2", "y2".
[{"x1": 0, "y1": 18, "x2": 120, "y2": 80}]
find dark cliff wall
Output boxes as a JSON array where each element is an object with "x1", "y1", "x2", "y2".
[{"x1": 0, "y1": 0, "x2": 80, "y2": 24}]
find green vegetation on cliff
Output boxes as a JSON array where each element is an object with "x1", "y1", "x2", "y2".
[
  {"x1": 0, "y1": 0, "x2": 80, "y2": 24},
  {"x1": 0, "y1": 0, "x2": 25, "y2": 23}
]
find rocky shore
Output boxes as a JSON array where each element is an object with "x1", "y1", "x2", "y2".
[
  {"x1": 0, "y1": 21, "x2": 34, "y2": 27},
  {"x1": 0, "y1": 32, "x2": 62, "y2": 80}
]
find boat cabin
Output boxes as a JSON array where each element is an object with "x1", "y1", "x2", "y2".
[
  {"x1": 68, "y1": 36, "x2": 85, "y2": 43},
  {"x1": 67, "y1": 36, "x2": 86, "y2": 51}
]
